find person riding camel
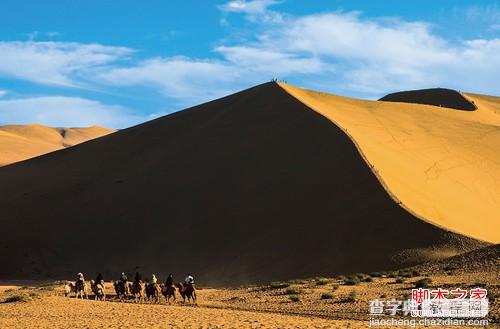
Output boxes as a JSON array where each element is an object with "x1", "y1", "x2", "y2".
[
  {"x1": 184, "y1": 273, "x2": 194, "y2": 285},
  {"x1": 119, "y1": 272, "x2": 128, "y2": 283},
  {"x1": 76, "y1": 272, "x2": 85, "y2": 283},
  {"x1": 182, "y1": 273, "x2": 194, "y2": 292},
  {"x1": 134, "y1": 271, "x2": 142, "y2": 284},
  {"x1": 76, "y1": 272, "x2": 85, "y2": 289},
  {"x1": 165, "y1": 273, "x2": 173, "y2": 287},
  {"x1": 95, "y1": 273, "x2": 104, "y2": 285},
  {"x1": 151, "y1": 274, "x2": 157, "y2": 285}
]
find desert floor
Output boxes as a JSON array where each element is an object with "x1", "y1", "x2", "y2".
[{"x1": 0, "y1": 269, "x2": 497, "y2": 328}]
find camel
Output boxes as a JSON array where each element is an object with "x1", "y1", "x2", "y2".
[
  {"x1": 160, "y1": 283, "x2": 176, "y2": 304},
  {"x1": 113, "y1": 281, "x2": 129, "y2": 301},
  {"x1": 130, "y1": 281, "x2": 145, "y2": 303},
  {"x1": 176, "y1": 282, "x2": 196, "y2": 304},
  {"x1": 75, "y1": 280, "x2": 88, "y2": 299},
  {"x1": 64, "y1": 282, "x2": 75, "y2": 297},
  {"x1": 145, "y1": 282, "x2": 161, "y2": 303},
  {"x1": 90, "y1": 280, "x2": 106, "y2": 301}
]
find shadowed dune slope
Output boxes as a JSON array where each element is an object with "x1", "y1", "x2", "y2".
[
  {"x1": 0, "y1": 83, "x2": 485, "y2": 286},
  {"x1": 0, "y1": 124, "x2": 114, "y2": 166},
  {"x1": 379, "y1": 88, "x2": 476, "y2": 111},
  {"x1": 280, "y1": 83, "x2": 500, "y2": 243},
  {"x1": 411, "y1": 244, "x2": 499, "y2": 274}
]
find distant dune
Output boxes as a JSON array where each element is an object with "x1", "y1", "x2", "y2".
[
  {"x1": 281, "y1": 83, "x2": 500, "y2": 243},
  {"x1": 379, "y1": 88, "x2": 477, "y2": 111},
  {"x1": 0, "y1": 124, "x2": 115, "y2": 166},
  {"x1": 0, "y1": 83, "x2": 490, "y2": 285}
]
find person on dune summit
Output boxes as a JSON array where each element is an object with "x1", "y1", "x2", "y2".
[{"x1": 151, "y1": 274, "x2": 157, "y2": 285}]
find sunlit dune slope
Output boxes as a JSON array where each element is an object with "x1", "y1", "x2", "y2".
[
  {"x1": 0, "y1": 83, "x2": 484, "y2": 285},
  {"x1": 0, "y1": 124, "x2": 114, "y2": 166},
  {"x1": 280, "y1": 83, "x2": 500, "y2": 243}
]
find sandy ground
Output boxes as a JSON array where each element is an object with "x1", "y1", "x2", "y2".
[
  {"x1": 280, "y1": 83, "x2": 500, "y2": 243},
  {"x1": 0, "y1": 269, "x2": 496, "y2": 328},
  {"x1": 0, "y1": 296, "x2": 344, "y2": 329}
]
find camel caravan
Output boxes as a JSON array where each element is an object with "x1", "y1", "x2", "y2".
[{"x1": 64, "y1": 272, "x2": 197, "y2": 304}]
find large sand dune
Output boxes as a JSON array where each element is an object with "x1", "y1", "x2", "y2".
[
  {"x1": 0, "y1": 83, "x2": 487, "y2": 285},
  {"x1": 0, "y1": 124, "x2": 114, "y2": 166},
  {"x1": 379, "y1": 88, "x2": 477, "y2": 111},
  {"x1": 280, "y1": 83, "x2": 500, "y2": 243}
]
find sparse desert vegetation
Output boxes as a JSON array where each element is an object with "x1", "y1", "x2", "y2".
[{"x1": 1, "y1": 260, "x2": 497, "y2": 328}]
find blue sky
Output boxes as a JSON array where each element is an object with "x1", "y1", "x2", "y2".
[{"x1": 0, "y1": 0, "x2": 499, "y2": 128}]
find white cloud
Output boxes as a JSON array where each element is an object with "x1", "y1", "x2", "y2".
[
  {"x1": 211, "y1": 11, "x2": 500, "y2": 96},
  {"x1": 0, "y1": 96, "x2": 141, "y2": 128},
  {"x1": 215, "y1": 45, "x2": 325, "y2": 74},
  {"x1": 0, "y1": 90, "x2": 7, "y2": 97},
  {"x1": 26, "y1": 31, "x2": 62, "y2": 40},
  {"x1": 219, "y1": 0, "x2": 279, "y2": 14},
  {"x1": 96, "y1": 10, "x2": 500, "y2": 101},
  {"x1": 99, "y1": 47, "x2": 327, "y2": 105},
  {"x1": 218, "y1": 0, "x2": 283, "y2": 24},
  {"x1": 0, "y1": 9, "x2": 499, "y2": 129},
  {"x1": 0, "y1": 41, "x2": 133, "y2": 87},
  {"x1": 99, "y1": 56, "x2": 240, "y2": 104}
]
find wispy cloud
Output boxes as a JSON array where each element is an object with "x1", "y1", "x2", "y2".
[
  {"x1": 456, "y1": 4, "x2": 500, "y2": 33},
  {"x1": 211, "y1": 10, "x2": 500, "y2": 96},
  {"x1": 0, "y1": 41, "x2": 133, "y2": 87},
  {"x1": 0, "y1": 96, "x2": 140, "y2": 128},
  {"x1": 26, "y1": 31, "x2": 62, "y2": 40},
  {"x1": 0, "y1": 90, "x2": 7, "y2": 97},
  {"x1": 99, "y1": 47, "x2": 325, "y2": 105},
  {"x1": 0, "y1": 7, "x2": 499, "y2": 128},
  {"x1": 218, "y1": 0, "x2": 280, "y2": 14},
  {"x1": 462, "y1": 4, "x2": 500, "y2": 22},
  {"x1": 98, "y1": 57, "x2": 240, "y2": 104},
  {"x1": 100, "y1": 9, "x2": 500, "y2": 100},
  {"x1": 218, "y1": 0, "x2": 283, "y2": 23}
]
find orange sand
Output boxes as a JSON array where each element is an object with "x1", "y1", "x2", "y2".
[{"x1": 280, "y1": 83, "x2": 500, "y2": 243}]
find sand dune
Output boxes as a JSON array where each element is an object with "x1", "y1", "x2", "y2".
[
  {"x1": 0, "y1": 83, "x2": 487, "y2": 285},
  {"x1": 379, "y1": 88, "x2": 477, "y2": 111},
  {"x1": 0, "y1": 124, "x2": 114, "y2": 166},
  {"x1": 280, "y1": 83, "x2": 500, "y2": 243}
]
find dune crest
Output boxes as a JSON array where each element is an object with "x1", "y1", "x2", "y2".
[
  {"x1": 379, "y1": 88, "x2": 477, "y2": 111},
  {"x1": 0, "y1": 124, "x2": 115, "y2": 166},
  {"x1": 279, "y1": 83, "x2": 500, "y2": 243}
]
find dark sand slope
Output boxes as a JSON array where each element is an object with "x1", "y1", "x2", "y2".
[
  {"x1": 379, "y1": 88, "x2": 477, "y2": 111},
  {"x1": 0, "y1": 83, "x2": 484, "y2": 286}
]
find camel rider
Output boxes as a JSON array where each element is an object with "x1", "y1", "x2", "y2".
[
  {"x1": 165, "y1": 273, "x2": 173, "y2": 287},
  {"x1": 76, "y1": 272, "x2": 85, "y2": 282},
  {"x1": 96, "y1": 273, "x2": 104, "y2": 285},
  {"x1": 184, "y1": 273, "x2": 194, "y2": 286},
  {"x1": 181, "y1": 274, "x2": 194, "y2": 293},
  {"x1": 134, "y1": 271, "x2": 142, "y2": 284},
  {"x1": 151, "y1": 274, "x2": 157, "y2": 285},
  {"x1": 120, "y1": 272, "x2": 128, "y2": 283}
]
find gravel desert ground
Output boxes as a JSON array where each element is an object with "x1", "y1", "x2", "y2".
[{"x1": 1, "y1": 253, "x2": 497, "y2": 328}]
